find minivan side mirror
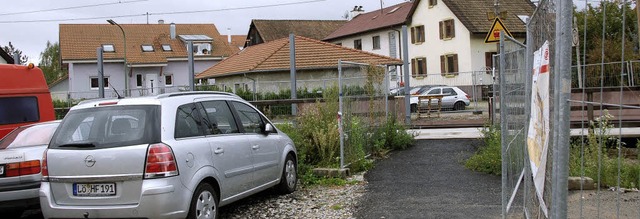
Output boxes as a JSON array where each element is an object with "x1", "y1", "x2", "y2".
[{"x1": 264, "y1": 123, "x2": 275, "y2": 134}]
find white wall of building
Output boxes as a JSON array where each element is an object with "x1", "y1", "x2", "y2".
[
  {"x1": 328, "y1": 29, "x2": 402, "y2": 59},
  {"x1": 66, "y1": 59, "x2": 219, "y2": 99},
  {"x1": 408, "y1": 0, "x2": 474, "y2": 88}
]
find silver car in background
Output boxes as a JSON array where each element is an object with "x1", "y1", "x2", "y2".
[
  {"x1": 410, "y1": 86, "x2": 471, "y2": 111},
  {"x1": 40, "y1": 92, "x2": 297, "y2": 219},
  {"x1": 0, "y1": 120, "x2": 60, "y2": 218}
]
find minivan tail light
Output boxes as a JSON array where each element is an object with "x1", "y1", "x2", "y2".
[
  {"x1": 5, "y1": 160, "x2": 41, "y2": 177},
  {"x1": 42, "y1": 149, "x2": 49, "y2": 181},
  {"x1": 466, "y1": 94, "x2": 471, "y2": 99},
  {"x1": 144, "y1": 143, "x2": 178, "y2": 179}
]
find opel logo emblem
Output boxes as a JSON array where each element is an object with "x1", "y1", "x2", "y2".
[{"x1": 84, "y1": 155, "x2": 96, "y2": 167}]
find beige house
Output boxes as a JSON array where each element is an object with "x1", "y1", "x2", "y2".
[
  {"x1": 406, "y1": 0, "x2": 534, "y2": 90},
  {"x1": 196, "y1": 35, "x2": 402, "y2": 94}
]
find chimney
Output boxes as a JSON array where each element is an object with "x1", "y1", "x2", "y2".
[
  {"x1": 350, "y1": 6, "x2": 365, "y2": 20},
  {"x1": 170, "y1": 23, "x2": 176, "y2": 39},
  {"x1": 158, "y1": 19, "x2": 164, "y2": 24},
  {"x1": 227, "y1": 28, "x2": 232, "y2": 45}
]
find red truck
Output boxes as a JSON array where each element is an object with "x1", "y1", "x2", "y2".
[{"x1": 0, "y1": 64, "x2": 55, "y2": 139}]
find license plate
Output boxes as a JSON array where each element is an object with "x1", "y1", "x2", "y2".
[
  {"x1": 0, "y1": 165, "x2": 4, "y2": 175},
  {"x1": 73, "y1": 183, "x2": 116, "y2": 196}
]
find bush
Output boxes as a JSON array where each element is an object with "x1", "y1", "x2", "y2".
[
  {"x1": 569, "y1": 111, "x2": 640, "y2": 188},
  {"x1": 465, "y1": 125, "x2": 502, "y2": 175},
  {"x1": 275, "y1": 85, "x2": 417, "y2": 185}
]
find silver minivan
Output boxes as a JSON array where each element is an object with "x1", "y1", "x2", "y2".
[{"x1": 40, "y1": 92, "x2": 297, "y2": 219}]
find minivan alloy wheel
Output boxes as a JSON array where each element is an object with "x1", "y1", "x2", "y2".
[
  {"x1": 196, "y1": 190, "x2": 215, "y2": 219},
  {"x1": 285, "y1": 159, "x2": 296, "y2": 189},
  {"x1": 188, "y1": 183, "x2": 218, "y2": 219}
]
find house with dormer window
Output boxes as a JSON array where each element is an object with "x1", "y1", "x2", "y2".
[
  {"x1": 406, "y1": 0, "x2": 534, "y2": 93},
  {"x1": 57, "y1": 23, "x2": 235, "y2": 100}
]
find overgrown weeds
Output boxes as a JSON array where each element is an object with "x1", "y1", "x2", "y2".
[
  {"x1": 465, "y1": 124, "x2": 502, "y2": 175},
  {"x1": 569, "y1": 110, "x2": 640, "y2": 188},
  {"x1": 276, "y1": 84, "x2": 415, "y2": 186}
]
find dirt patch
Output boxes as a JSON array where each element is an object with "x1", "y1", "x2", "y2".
[{"x1": 568, "y1": 189, "x2": 640, "y2": 218}]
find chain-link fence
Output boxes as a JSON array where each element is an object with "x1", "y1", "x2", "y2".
[
  {"x1": 497, "y1": 34, "x2": 529, "y2": 218},
  {"x1": 568, "y1": 0, "x2": 640, "y2": 218},
  {"x1": 506, "y1": 0, "x2": 567, "y2": 217}
]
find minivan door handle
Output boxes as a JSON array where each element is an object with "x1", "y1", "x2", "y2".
[
  {"x1": 251, "y1": 145, "x2": 260, "y2": 150},
  {"x1": 213, "y1": 148, "x2": 224, "y2": 154}
]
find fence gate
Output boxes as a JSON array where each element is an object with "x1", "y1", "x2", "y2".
[
  {"x1": 500, "y1": 0, "x2": 573, "y2": 218},
  {"x1": 497, "y1": 33, "x2": 529, "y2": 218}
]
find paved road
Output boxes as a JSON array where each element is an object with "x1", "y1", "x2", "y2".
[{"x1": 355, "y1": 139, "x2": 502, "y2": 219}]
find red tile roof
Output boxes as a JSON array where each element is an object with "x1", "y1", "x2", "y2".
[
  {"x1": 197, "y1": 36, "x2": 402, "y2": 79},
  {"x1": 324, "y1": 1, "x2": 414, "y2": 41},
  {"x1": 229, "y1": 35, "x2": 247, "y2": 53},
  {"x1": 59, "y1": 24, "x2": 235, "y2": 64}
]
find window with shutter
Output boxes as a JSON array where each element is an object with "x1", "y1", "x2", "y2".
[
  {"x1": 485, "y1": 52, "x2": 497, "y2": 71},
  {"x1": 411, "y1": 26, "x2": 425, "y2": 44},
  {"x1": 440, "y1": 55, "x2": 445, "y2": 75},
  {"x1": 417, "y1": 58, "x2": 426, "y2": 76},
  {"x1": 411, "y1": 58, "x2": 427, "y2": 77},
  {"x1": 440, "y1": 19, "x2": 455, "y2": 39},
  {"x1": 411, "y1": 27, "x2": 416, "y2": 44},
  {"x1": 440, "y1": 54, "x2": 459, "y2": 76},
  {"x1": 411, "y1": 59, "x2": 416, "y2": 77},
  {"x1": 417, "y1": 26, "x2": 425, "y2": 43}
]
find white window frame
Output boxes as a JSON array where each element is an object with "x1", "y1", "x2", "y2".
[
  {"x1": 90, "y1": 77, "x2": 110, "y2": 90},
  {"x1": 136, "y1": 74, "x2": 143, "y2": 88},
  {"x1": 164, "y1": 74, "x2": 173, "y2": 86},
  {"x1": 102, "y1": 44, "x2": 115, "y2": 52},
  {"x1": 141, "y1": 45, "x2": 154, "y2": 52},
  {"x1": 372, "y1": 35, "x2": 381, "y2": 50},
  {"x1": 162, "y1": 44, "x2": 172, "y2": 51}
]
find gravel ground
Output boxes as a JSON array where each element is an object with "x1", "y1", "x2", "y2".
[
  {"x1": 220, "y1": 174, "x2": 366, "y2": 219},
  {"x1": 568, "y1": 189, "x2": 640, "y2": 218},
  {"x1": 355, "y1": 139, "x2": 503, "y2": 218}
]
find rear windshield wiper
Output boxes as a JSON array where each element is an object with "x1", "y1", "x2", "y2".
[{"x1": 57, "y1": 143, "x2": 96, "y2": 148}]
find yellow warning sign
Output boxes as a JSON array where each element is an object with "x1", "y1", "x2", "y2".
[{"x1": 484, "y1": 17, "x2": 513, "y2": 43}]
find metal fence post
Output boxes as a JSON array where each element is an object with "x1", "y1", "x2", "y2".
[
  {"x1": 499, "y1": 31, "x2": 507, "y2": 219},
  {"x1": 97, "y1": 47, "x2": 105, "y2": 98},
  {"x1": 289, "y1": 34, "x2": 298, "y2": 116},
  {"x1": 402, "y1": 25, "x2": 411, "y2": 125},
  {"x1": 523, "y1": 14, "x2": 534, "y2": 219},
  {"x1": 551, "y1": 0, "x2": 572, "y2": 218},
  {"x1": 338, "y1": 60, "x2": 344, "y2": 169},
  {"x1": 385, "y1": 66, "x2": 390, "y2": 121}
]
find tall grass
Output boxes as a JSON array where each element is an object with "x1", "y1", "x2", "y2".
[
  {"x1": 569, "y1": 111, "x2": 640, "y2": 188},
  {"x1": 465, "y1": 125, "x2": 502, "y2": 175}
]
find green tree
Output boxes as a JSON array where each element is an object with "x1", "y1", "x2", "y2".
[
  {"x1": 575, "y1": 1, "x2": 640, "y2": 63},
  {"x1": 2, "y1": 41, "x2": 29, "y2": 64},
  {"x1": 38, "y1": 41, "x2": 64, "y2": 84}
]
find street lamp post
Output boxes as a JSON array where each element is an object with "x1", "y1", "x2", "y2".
[{"x1": 107, "y1": 19, "x2": 127, "y2": 96}]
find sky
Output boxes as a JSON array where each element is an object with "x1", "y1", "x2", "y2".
[{"x1": 0, "y1": 0, "x2": 408, "y2": 64}]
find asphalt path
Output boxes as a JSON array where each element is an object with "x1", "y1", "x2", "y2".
[{"x1": 355, "y1": 139, "x2": 502, "y2": 219}]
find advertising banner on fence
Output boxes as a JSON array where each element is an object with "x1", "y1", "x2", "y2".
[{"x1": 527, "y1": 40, "x2": 550, "y2": 216}]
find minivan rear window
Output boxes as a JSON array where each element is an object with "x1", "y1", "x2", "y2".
[
  {"x1": 49, "y1": 105, "x2": 160, "y2": 149},
  {"x1": 0, "y1": 97, "x2": 39, "y2": 125}
]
